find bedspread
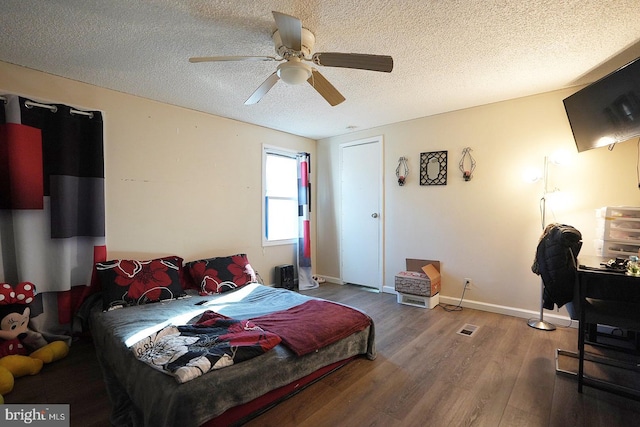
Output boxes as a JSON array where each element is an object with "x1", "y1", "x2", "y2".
[{"x1": 89, "y1": 283, "x2": 376, "y2": 427}]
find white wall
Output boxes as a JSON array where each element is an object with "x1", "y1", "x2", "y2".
[
  {"x1": 317, "y1": 89, "x2": 640, "y2": 320},
  {"x1": 0, "y1": 61, "x2": 316, "y2": 285},
  {"x1": 4, "y1": 60, "x2": 639, "y2": 320}
]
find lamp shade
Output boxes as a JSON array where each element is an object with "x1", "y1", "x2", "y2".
[
  {"x1": 522, "y1": 167, "x2": 542, "y2": 183},
  {"x1": 277, "y1": 61, "x2": 312, "y2": 85}
]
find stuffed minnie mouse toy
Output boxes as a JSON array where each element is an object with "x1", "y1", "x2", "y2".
[
  {"x1": 0, "y1": 282, "x2": 69, "y2": 399},
  {"x1": 0, "y1": 282, "x2": 48, "y2": 357}
]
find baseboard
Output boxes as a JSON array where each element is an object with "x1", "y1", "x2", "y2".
[
  {"x1": 381, "y1": 285, "x2": 576, "y2": 328},
  {"x1": 317, "y1": 275, "x2": 342, "y2": 284}
]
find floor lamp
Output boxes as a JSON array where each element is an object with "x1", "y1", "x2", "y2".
[{"x1": 528, "y1": 155, "x2": 559, "y2": 331}]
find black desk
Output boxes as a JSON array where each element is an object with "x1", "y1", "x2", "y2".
[
  {"x1": 576, "y1": 256, "x2": 640, "y2": 399},
  {"x1": 577, "y1": 255, "x2": 640, "y2": 303}
]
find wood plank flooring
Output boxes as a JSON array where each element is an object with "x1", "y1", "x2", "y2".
[
  {"x1": 247, "y1": 283, "x2": 640, "y2": 427},
  {"x1": 5, "y1": 282, "x2": 640, "y2": 426}
]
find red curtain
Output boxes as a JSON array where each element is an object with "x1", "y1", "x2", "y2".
[
  {"x1": 297, "y1": 153, "x2": 318, "y2": 290},
  {"x1": 0, "y1": 95, "x2": 106, "y2": 343}
]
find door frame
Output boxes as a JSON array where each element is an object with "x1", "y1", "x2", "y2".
[{"x1": 339, "y1": 135, "x2": 384, "y2": 291}]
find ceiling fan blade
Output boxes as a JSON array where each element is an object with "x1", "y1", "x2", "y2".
[
  {"x1": 307, "y1": 69, "x2": 345, "y2": 106},
  {"x1": 245, "y1": 72, "x2": 280, "y2": 105},
  {"x1": 189, "y1": 55, "x2": 277, "y2": 63},
  {"x1": 312, "y1": 52, "x2": 393, "y2": 72},
  {"x1": 272, "y1": 11, "x2": 302, "y2": 51}
]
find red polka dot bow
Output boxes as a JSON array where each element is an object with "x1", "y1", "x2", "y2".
[{"x1": 0, "y1": 283, "x2": 36, "y2": 305}]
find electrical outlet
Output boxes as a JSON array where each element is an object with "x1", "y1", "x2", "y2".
[{"x1": 464, "y1": 278, "x2": 472, "y2": 289}]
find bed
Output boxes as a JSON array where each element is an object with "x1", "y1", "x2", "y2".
[{"x1": 87, "y1": 256, "x2": 375, "y2": 427}]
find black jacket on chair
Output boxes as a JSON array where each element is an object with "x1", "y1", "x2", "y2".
[{"x1": 531, "y1": 223, "x2": 583, "y2": 310}]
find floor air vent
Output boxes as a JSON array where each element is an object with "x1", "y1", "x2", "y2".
[{"x1": 457, "y1": 323, "x2": 479, "y2": 337}]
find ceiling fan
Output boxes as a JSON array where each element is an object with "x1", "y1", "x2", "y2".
[{"x1": 189, "y1": 11, "x2": 394, "y2": 106}]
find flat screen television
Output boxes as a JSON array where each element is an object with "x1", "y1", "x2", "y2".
[{"x1": 563, "y1": 56, "x2": 640, "y2": 152}]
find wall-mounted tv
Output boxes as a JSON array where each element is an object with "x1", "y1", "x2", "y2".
[{"x1": 563, "y1": 56, "x2": 640, "y2": 152}]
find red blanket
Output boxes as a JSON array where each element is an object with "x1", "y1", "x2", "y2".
[{"x1": 250, "y1": 300, "x2": 372, "y2": 356}]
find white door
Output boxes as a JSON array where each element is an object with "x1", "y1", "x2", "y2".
[{"x1": 340, "y1": 137, "x2": 383, "y2": 290}]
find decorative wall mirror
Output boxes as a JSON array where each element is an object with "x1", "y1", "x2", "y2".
[{"x1": 420, "y1": 151, "x2": 448, "y2": 185}]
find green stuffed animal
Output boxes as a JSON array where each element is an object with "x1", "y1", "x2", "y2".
[{"x1": 0, "y1": 282, "x2": 69, "y2": 397}]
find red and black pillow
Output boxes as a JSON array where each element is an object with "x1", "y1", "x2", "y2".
[
  {"x1": 96, "y1": 256, "x2": 186, "y2": 310},
  {"x1": 185, "y1": 254, "x2": 256, "y2": 295}
]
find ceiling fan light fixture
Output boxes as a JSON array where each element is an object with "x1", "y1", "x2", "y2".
[
  {"x1": 189, "y1": 12, "x2": 392, "y2": 105},
  {"x1": 277, "y1": 61, "x2": 312, "y2": 85}
]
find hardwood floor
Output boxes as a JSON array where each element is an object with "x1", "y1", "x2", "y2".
[
  {"x1": 5, "y1": 282, "x2": 640, "y2": 426},
  {"x1": 4, "y1": 335, "x2": 110, "y2": 426}
]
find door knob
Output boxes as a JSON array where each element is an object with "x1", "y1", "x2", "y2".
[{"x1": 371, "y1": 213, "x2": 378, "y2": 218}]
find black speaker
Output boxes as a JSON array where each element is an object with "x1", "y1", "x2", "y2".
[{"x1": 274, "y1": 264, "x2": 295, "y2": 290}]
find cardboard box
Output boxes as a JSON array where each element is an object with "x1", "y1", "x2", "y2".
[{"x1": 394, "y1": 259, "x2": 441, "y2": 297}]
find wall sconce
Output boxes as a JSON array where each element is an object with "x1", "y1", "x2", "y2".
[
  {"x1": 396, "y1": 156, "x2": 409, "y2": 186},
  {"x1": 458, "y1": 147, "x2": 476, "y2": 181}
]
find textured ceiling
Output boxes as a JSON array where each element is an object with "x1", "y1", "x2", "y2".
[{"x1": 2, "y1": 0, "x2": 640, "y2": 140}]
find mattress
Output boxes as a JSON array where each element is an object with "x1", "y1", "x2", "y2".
[{"x1": 89, "y1": 283, "x2": 375, "y2": 427}]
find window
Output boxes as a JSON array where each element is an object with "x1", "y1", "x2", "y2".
[{"x1": 263, "y1": 146, "x2": 298, "y2": 245}]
